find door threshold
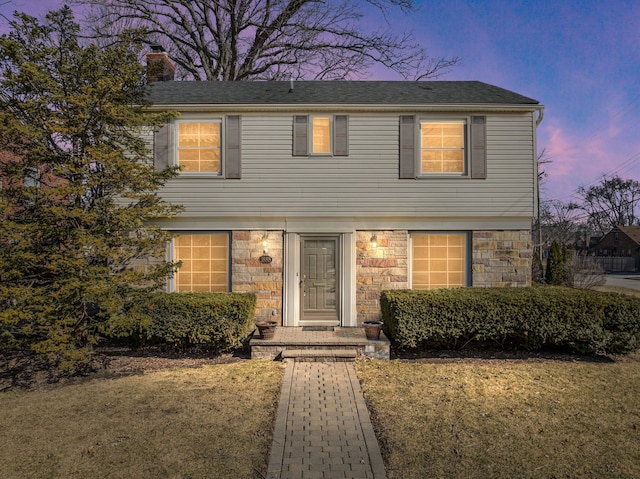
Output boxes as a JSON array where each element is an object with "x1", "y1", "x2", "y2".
[{"x1": 301, "y1": 326, "x2": 336, "y2": 332}]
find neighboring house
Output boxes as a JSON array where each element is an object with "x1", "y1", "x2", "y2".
[
  {"x1": 143, "y1": 55, "x2": 543, "y2": 327},
  {"x1": 593, "y1": 226, "x2": 640, "y2": 272}
]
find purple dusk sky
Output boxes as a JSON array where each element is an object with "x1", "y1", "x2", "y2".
[{"x1": 1, "y1": 0, "x2": 639, "y2": 205}]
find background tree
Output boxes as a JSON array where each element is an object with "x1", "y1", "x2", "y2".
[
  {"x1": 577, "y1": 175, "x2": 640, "y2": 236},
  {"x1": 539, "y1": 199, "x2": 583, "y2": 246},
  {"x1": 0, "y1": 7, "x2": 180, "y2": 366},
  {"x1": 74, "y1": 0, "x2": 459, "y2": 81},
  {"x1": 545, "y1": 240, "x2": 569, "y2": 286}
]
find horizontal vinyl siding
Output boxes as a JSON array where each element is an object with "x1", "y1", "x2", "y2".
[{"x1": 157, "y1": 113, "x2": 535, "y2": 218}]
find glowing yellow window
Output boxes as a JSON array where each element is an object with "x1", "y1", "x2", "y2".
[
  {"x1": 412, "y1": 233, "x2": 467, "y2": 289},
  {"x1": 173, "y1": 234, "x2": 229, "y2": 292},
  {"x1": 312, "y1": 117, "x2": 331, "y2": 154},
  {"x1": 177, "y1": 122, "x2": 221, "y2": 173},
  {"x1": 421, "y1": 121, "x2": 465, "y2": 174}
]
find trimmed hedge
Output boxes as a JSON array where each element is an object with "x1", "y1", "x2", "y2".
[
  {"x1": 380, "y1": 287, "x2": 640, "y2": 354},
  {"x1": 106, "y1": 292, "x2": 256, "y2": 350}
]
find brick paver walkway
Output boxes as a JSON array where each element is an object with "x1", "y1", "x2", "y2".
[{"x1": 267, "y1": 361, "x2": 387, "y2": 479}]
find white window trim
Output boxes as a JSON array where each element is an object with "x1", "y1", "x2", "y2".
[
  {"x1": 408, "y1": 231, "x2": 471, "y2": 289},
  {"x1": 418, "y1": 116, "x2": 469, "y2": 177},
  {"x1": 309, "y1": 115, "x2": 333, "y2": 156},
  {"x1": 167, "y1": 231, "x2": 232, "y2": 292},
  {"x1": 174, "y1": 119, "x2": 223, "y2": 177}
]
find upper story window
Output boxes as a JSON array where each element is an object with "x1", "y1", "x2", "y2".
[
  {"x1": 400, "y1": 115, "x2": 486, "y2": 180},
  {"x1": 420, "y1": 121, "x2": 465, "y2": 175},
  {"x1": 312, "y1": 116, "x2": 332, "y2": 154},
  {"x1": 177, "y1": 121, "x2": 221, "y2": 174},
  {"x1": 293, "y1": 115, "x2": 348, "y2": 157},
  {"x1": 154, "y1": 116, "x2": 242, "y2": 179}
]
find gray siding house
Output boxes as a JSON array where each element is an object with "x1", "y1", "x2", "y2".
[{"x1": 144, "y1": 77, "x2": 543, "y2": 327}]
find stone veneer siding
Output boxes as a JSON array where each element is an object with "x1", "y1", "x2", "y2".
[
  {"x1": 231, "y1": 231, "x2": 284, "y2": 324},
  {"x1": 355, "y1": 229, "x2": 532, "y2": 322},
  {"x1": 356, "y1": 231, "x2": 409, "y2": 323},
  {"x1": 146, "y1": 228, "x2": 530, "y2": 325},
  {"x1": 471, "y1": 230, "x2": 532, "y2": 287}
]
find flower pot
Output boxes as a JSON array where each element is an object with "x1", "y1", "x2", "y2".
[
  {"x1": 363, "y1": 321, "x2": 383, "y2": 340},
  {"x1": 255, "y1": 321, "x2": 277, "y2": 340}
]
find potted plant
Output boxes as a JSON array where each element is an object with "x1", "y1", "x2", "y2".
[
  {"x1": 255, "y1": 320, "x2": 277, "y2": 339},
  {"x1": 363, "y1": 320, "x2": 383, "y2": 340}
]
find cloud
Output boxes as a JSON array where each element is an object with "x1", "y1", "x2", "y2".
[{"x1": 539, "y1": 98, "x2": 640, "y2": 203}]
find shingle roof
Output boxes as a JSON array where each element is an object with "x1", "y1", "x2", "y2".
[
  {"x1": 618, "y1": 225, "x2": 640, "y2": 245},
  {"x1": 146, "y1": 80, "x2": 539, "y2": 106}
]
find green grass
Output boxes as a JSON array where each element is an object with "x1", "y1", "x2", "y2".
[
  {"x1": 357, "y1": 354, "x2": 640, "y2": 479},
  {"x1": 0, "y1": 361, "x2": 284, "y2": 479}
]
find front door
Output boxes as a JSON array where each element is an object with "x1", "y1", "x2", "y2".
[{"x1": 301, "y1": 237, "x2": 339, "y2": 324}]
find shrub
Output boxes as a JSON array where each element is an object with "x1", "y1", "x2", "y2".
[
  {"x1": 565, "y1": 257, "x2": 606, "y2": 290},
  {"x1": 380, "y1": 287, "x2": 640, "y2": 355},
  {"x1": 105, "y1": 292, "x2": 257, "y2": 350}
]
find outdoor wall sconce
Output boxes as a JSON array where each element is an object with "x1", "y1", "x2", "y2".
[
  {"x1": 261, "y1": 233, "x2": 269, "y2": 254},
  {"x1": 370, "y1": 235, "x2": 378, "y2": 249}
]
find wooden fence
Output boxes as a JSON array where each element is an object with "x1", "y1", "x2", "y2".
[{"x1": 576, "y1": 256, "x2": 638, "y2": 273}]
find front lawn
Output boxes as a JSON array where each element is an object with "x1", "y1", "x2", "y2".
[
  {"x1": 357, "y1": 354, "x2": 640, "y2": 479},
  {"x1": 0, "y1": 361, "x2": 284, "y2": 479}
]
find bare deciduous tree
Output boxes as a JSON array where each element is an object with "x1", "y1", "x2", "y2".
[
  {"x1": 539, "y1": 199, "x2": 582, "y2": 246},
  {"x1": 74, "y1": 0, "x2": 459, "y2": 81},
  {"x1": 577, "y1": 175, "x2": 640, "y2": 236}
]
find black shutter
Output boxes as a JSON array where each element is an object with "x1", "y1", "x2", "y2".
[
  {"x1": 154, "y1": 123, "x2": 171, "y2": 170},
  {"x1": 293, "y1": 115, "x2": 308, "y2": 156},
  {"x1": 225, "y1": 115, "x2": 242, "y2": 179},
  {"x1": 399, "y1": 116, "x2": 416, "y2": 179},
  {"x1": 333, "y1": 115, "x2": 349, "y2": 156},
  {"x1": 470, "y1": 116, "x2": 486, "y2": 179}
]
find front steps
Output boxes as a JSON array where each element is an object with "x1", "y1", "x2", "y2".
[
  {"x1": 250, "y1": 326, "x2": 390, "y2": 361},
  {"x1": 281, "y1": 349, "x2": 358, "y2": 362}
]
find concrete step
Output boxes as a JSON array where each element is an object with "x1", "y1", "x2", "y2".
[{"x1": 280, "y1": 348, "x2": 357, "y2": 362}]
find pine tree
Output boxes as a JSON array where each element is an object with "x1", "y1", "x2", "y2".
[
  {"x1": 545, "y1": 240, "x2": 568, "y2": 286},
  {"x1": 0, "y1": 8, "x2": 180, "y2": 367}
]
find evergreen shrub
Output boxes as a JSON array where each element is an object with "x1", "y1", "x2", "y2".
[
  {"x1": 380, "y1": 287, "x2": 640, "y2": 354},
  {"x1": 106, "y1": 292, "x2": 257, "y2": 350}
]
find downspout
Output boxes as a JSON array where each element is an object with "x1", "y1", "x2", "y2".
[
  {"x1": 534, "y1": 106, "x2": 545, "y2": 264},
  {"x1": 535, "y1": 106, "x2": 545, "y2": 126}
]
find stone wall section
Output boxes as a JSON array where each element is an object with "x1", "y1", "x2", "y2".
[
  {"x1": 231, "y1": 231, "x2": 284, "y2": 324},
  {"x1": 472, "y1": 230, "x2": 532, "y2": 287},
  {"x1": 128, "y1": 245, "x2": 170, "y2": 291},
  {"x1": 355, "y1": 230, "x2": 408, "y2": 323}
]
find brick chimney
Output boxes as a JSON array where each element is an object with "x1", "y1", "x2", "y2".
[{"x1": 146, "y1": 45, "x2": 175, "y2": 82}]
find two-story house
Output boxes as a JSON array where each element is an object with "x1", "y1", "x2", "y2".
[{"x1": 144, "y1": 72, "x2": 543, "y2": 328}]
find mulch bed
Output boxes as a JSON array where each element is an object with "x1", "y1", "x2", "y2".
[
  {"x1": 0, "y1": 345, "x2": 248, "y2": 392},
  {"x1": 2, "y1": 343, "x2": 633, "y2": 393}
]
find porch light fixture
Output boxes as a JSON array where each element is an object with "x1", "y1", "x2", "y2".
[
  {"x1": 261, "y1": 233, "x2": 269, "y2": 254},
  {"x1": 370, "y1": 235, "x2": 378, "y2": 249}
]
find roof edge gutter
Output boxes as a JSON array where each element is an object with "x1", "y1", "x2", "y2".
[{"x1": 141, "y1": 103, "x2": 543, "y2": 114}]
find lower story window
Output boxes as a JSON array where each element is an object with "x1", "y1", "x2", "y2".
[
  {"x1": 173, "y1": 233, "x2": 229, "y2": 292},
  {"x1": 411, "y1": 232, "x2": 468, "y2": 289}
]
